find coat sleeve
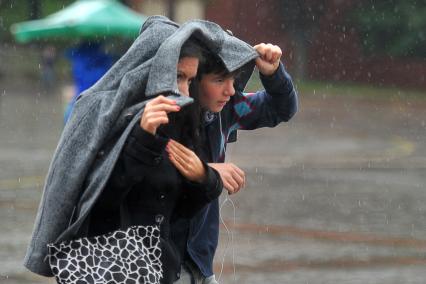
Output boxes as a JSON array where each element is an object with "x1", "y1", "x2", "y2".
[
  {"x1": 226, "y1": 62, "x2": 298, "y2": 132},
  {"x1": 175, "y1": 164, "x2": 223, "y2": 218},
  {"x1": 99, "y1": 125, "x2": 223, "y2": 219},
  {"x1": 94, "y1": 125, "x2": 168, "y2": 211}
]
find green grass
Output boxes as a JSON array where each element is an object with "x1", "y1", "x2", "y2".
[
  {"x1": 245, "y1": 72, "x2": 426, "y2": 101},
  {"x1": 296, "y1": 80, "x2": 426, "y2": 100}
]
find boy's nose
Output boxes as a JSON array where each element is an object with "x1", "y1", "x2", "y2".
[{"x1": 224, "y1": 80, "x2": 235, "y2": 96}]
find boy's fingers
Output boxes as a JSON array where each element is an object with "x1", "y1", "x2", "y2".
[
  {"x1": 226, "y1": 176, "x2": 240, "y2": 192},
  {"x1": 223, "y1": 180, "x2": 236, "y2": 194},
  {"x1": 253, "y1": 43, "x2": 266, "y2": 55},
  {"x1": 231, "y1": 164, "x2": 245, "y2": 178},
  {"x1": 265, "y1": 48, "x2": 273, "y2": 62},
  {"x1": 230, "y1": 170, "x2": 244, "y2": 186}
]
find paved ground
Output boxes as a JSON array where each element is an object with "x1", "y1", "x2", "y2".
[{"x1": 0, "y1": 83, "x2": 425, "y2": 283}]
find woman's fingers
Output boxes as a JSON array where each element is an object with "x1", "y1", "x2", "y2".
[
  {"x1": 147, "y1": 116, "x2": 169, "y2": 127},
  {"x1": 166, "y1": 141, "x2": 190, "y2": 164},
  {"x1": 168, "y1": 152, "x2": 187, "y2": 174},
  {"x1": 149, "y1": 95, "x2": 177, "y2": 106},
  {"x1": 141, "y1": 110, "x2": 169, "y2": 134},
  {"x1": 141, "y1": 95, "x2": 180, "y2": 135},
  {"x1": 167, "y1": 141, "x2": 206, "y2": 183},
  {"x1": 169, "y1": 139, "x2": 193, "y2": 156},
  {"x1": 150, "y1": 103, "x2": 181, "y2": 113},
  {"x1": 144, "y1": 110, "x2": 168, "y2": 119},
  {"x1": 144, "y1": 112, "x2": 169, "y2": 125}
]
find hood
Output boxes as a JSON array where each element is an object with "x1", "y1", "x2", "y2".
[
  {"x1": 82, "y1": 16, "x2": 258, "y2": 105},
  {"x1": 145, "y1": 19, "x2": 258, "y2": 97}
]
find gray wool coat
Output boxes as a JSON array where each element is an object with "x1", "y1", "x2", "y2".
[{"x1": 24, "y1": 16, "x2": 258, "y2": 277}]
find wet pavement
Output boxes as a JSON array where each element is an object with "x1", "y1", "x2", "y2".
[{"x1": 1, "y1": 84, "x2": 425, "y2": 283}]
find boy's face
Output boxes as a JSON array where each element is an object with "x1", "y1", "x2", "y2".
[{"x1": 199, "y1": 73, "x2": 235, "y2": 113}]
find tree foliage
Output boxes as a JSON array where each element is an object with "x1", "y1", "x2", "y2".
[
  {"x1": 0, "y1": 0, "x2": 73, "y2": 41},
  {"x1": 278, "y1": 0, "x2": 326, "y2": 79},
  {"x1": 353, "y1": 0, "x2": 426, "y2": 58},
  {"x1": 279, "y1": 0, "x2": 326, "y2": 34}
]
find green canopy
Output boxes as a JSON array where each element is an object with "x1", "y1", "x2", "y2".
[{"x1": 11, "y1": 0, "x2": 146, "y2": 43}]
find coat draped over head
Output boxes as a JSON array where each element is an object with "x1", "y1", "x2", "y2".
[{"x1": 24, "y1": 15, "x2": 258, "y2": 277}]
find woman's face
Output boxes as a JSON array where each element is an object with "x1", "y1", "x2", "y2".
[{"x1": 177, "y1": 57, "x2": 199, "y2": 97}]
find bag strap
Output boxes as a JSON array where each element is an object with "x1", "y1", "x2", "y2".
[
  {"x1": 119, "y1": 196, "x2": 131, "y2": 229},
  {"x1": 118, "y1": 184, "x2": 135, "y2": 229}
]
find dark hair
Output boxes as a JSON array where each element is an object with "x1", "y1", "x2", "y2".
[
  {"x1": 157, "y1": 38, "x2": 204, "y2": 157},
  {"x1": 158, "y1": 95, "x2": 203, "y2": 157},
  {"x1": 196, "y1": 50, "x2": 239, "y2": 80},
  {"x1": 179, "y1": 38, "x2": 203, "y2": 61}
]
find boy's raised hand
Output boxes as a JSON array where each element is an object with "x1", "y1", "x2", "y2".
[{"x1": 253, "y1": 43, "x2": 282, "y2": 76}]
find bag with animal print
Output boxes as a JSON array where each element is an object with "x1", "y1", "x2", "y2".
[{"x1": 47, "y1": 225, "x2": 163, "y2": 284}]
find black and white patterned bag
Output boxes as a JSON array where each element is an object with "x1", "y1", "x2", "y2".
[{"x1": 47, "y1": 225, "x2": 163, "y2": 284}]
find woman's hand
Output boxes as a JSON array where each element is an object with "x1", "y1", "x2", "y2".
[
  {"x1": 140, "y1": 95, "x2": 181, "y2": 135},
  {"x1": 253, "y1": 43, "x2": 282, "y2": 76},
  {"x1": 166, "y1": 139, "x2": 206, "y2": 183}
]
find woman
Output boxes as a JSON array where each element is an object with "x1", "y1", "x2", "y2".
[
  {"x1": 24, "y1": 16, "x2": 258, "y2": 283},
  {"x1": 87, "y1": 39, "x2": 223, "y2": 284}
]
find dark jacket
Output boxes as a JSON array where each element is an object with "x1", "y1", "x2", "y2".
[
  {"x1": 181, "y1": 62, "x2": 298, "y2": 277},
  {"x1": 88, "y1": 124, "x2": 223, "y2": 283},
  {"x1": 24, "y1": 16, "x2": 258, "y2": 277}
]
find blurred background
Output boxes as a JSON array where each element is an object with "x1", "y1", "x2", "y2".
[{"x1": 0, "y1": 0, "x2": 425, "y2": 283}]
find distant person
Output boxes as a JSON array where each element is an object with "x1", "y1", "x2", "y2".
[
  {"x1": 40, "y1": 45, "x2": 56, "y2": 91},
  {"x1": 63, "y1": 42, "x2": 114, "y2": 124}
]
